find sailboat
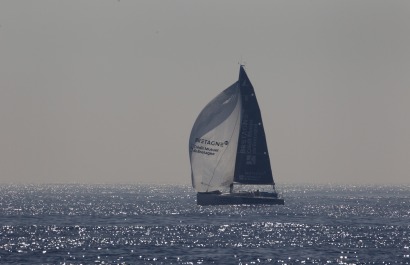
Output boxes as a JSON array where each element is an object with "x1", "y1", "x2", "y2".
[{"x1": 189, "y1": 65, "x2": 284, "y2": 206}]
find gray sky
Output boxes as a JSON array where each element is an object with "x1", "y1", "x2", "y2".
[{"x1": 1, "y1": 1, "x2": 409, "y2": 185}]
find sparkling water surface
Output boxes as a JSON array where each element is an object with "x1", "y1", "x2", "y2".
[{"x1": 0, "y1": 184, "x2": 409, "y2": 264}]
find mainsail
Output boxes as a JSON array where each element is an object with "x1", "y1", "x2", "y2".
[
  {"x1": 234, "y1": 66, "x2": 274, "y2": 185},
  {"x1": 189, "y1": 66, "x2": 274, "y2": 193}
]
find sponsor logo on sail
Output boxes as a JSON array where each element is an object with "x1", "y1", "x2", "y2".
[
  {"x1": 195, "y1": 138, "x2": 229, "y2": 147},
  {"x1": 191, "y1": 138, "x2": 229, "y2": 156}
]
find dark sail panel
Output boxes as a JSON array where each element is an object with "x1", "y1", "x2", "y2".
[{"x1": 233, "y1": 66, "x2": 275, "y2": 185}]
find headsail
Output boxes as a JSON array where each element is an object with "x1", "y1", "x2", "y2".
[
  {"x1": 233, "y1": 66, "x2": 275, "y2": 185},
  {"x1": 189, "y1": 82, "x2": 242, "y2": 192}
]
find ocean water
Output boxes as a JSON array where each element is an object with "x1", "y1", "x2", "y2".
[{"x1": 0, "y1": 184, "x2": 409, "y2": 264}]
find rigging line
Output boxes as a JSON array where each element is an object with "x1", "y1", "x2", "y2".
[{"x1": 205, "y1": 86, "x2": 242, "y2": 192}]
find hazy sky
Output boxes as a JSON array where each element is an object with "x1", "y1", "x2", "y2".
[{"x1": 1, "y1": 1, "x2": 409, "y2": 185}]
